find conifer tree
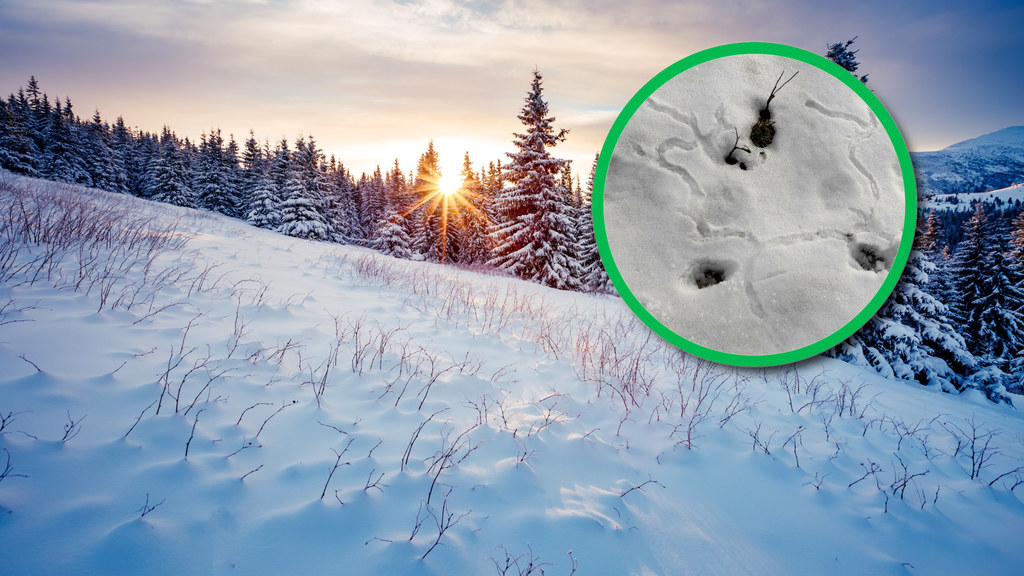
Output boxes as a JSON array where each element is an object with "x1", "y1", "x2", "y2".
[
  {"x1": 25, "y1": 78, "x2": 49, "y2": 164},
  {"x1": 578, "y1": 153, "x2": 611, "y2": 292},
  {"x1": 374, "y1": 160, "x2": 413, "y2": 258},
  {"x1": 917, "y1": 209, "x2": 942, "y2": 253},
  {"x1": 194, "y1": 129, "x2": 240, "y2": 216},
  {"x1": 1008, "y1": 208, "x2": 1024, "y2": 264},
  {"x1": 941, "y1": 202, "x2": 1017, "y2": 402},
  {"x1": 0, "y1": 94, "x2": 39, "y2": 175},
  {"x1": 412, "y1": 141, "x2": 450, "y2": 262},
  {"x1": 83, "y1": 110, "x2": 123, "y2": 193},
  {"x1": 131, "y1": 131, "x2": 160, "y2": 198},
  {"x1": 146, "y1": 127, "x2": 194, "y2": 207},
  {"x1": 914, "y1": 208, "x2": 956, "y2": 307},
  {"x1": 323, "y1": 157, "x2": 361, "y2": 243},
  {"x1": 483, "y1": 160, "x2": 503, "y2": 220},
  {"x1": 559, "y1": 158, "x2": 587, "y2": 285},
  {"x1": 832, "y1": 249, "x2": 975, "y2": 393},
  {"x1": 42, "y1": 98, "x2": 91, "y2": 186},
  {"x1": 489, "y1": 69, "x2": 578, "y2": 289},
  {"x1": 224, "y1": 135, "x2": 243, "y2": 216},
  {"x1": 973, "y1": 236, "x2": 1024, "y2": 368},
  {"x1": 825, "y1": 37, "x2": 868, "y2": 83},
  {"x1": 242, "y1": 133, "x2": 280, "y2": 229},
  {"x1": 107, "y1": 120, "x2": 130, "y2": 195},
  {"x1": 456, "y1": 152, "x2": 491, "y2": 265},
  {"x1": 293, "y1": 138, "x2": 327, "y2": 205},
  {"x1": 277, "y1": 138, "x2": 329, "y2": 241},
  {"x1": 1005, "y1": 206, "x2": 1024, "y2": 392},
  {"x1": 560, "y1": 160, "x2": 576, "y2": 209},
  {"x1": 359, "y1": 165, "x2": 388, "y2": 243},
  {"x1": 950, "y1": 203, "x2": 993, "y2": 349}
]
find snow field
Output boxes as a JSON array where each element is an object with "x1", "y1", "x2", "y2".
[{"x1": 0, "y1": 173, "x2": 1022, "y2": 575}]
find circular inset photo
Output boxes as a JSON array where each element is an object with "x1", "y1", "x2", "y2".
[{"x1": 594, "y1": 43, "x2": 916, "y2": 367}]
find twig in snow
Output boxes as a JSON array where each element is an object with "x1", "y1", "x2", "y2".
[
  {"x1": 989, "y1": 465, "x2": 1024, "y2": 488},
  {"x1": 236, "y1": 402, "x2": 274, "y2": 426},
  {"x1": 419, "y1": 487, "x2": 471, "y2": 560},
  {"x1": 137, "y1": 492, "x2": 166, "y2": 518},
  {"x1": 724, "y1": 127, "x2": 751, "y2": 168},
  {"x1": 619, "y1": 476, "x2": 666, "y2": 498},
  {"x1": 241, "y1": 464, "x2": 263, "y2": 481},
  {"x1": 184, "y1": 408, "x2": 204, "y2": 460},
  {"x1": 255, "y1": 400, "x2": 296, "y2": 439},
  {"x1": 61, "y1": 410, "x2": 85, "y2": 443},
  {"x1": 18, "y1": 354, "x2": 41, "y2": 373},
  {"x1": 0, "y1": 448, "x2": 29, "y2": 484},
  {"x1": 123, "y1": 399, "x2": 157, "y2": 439},
  {"x1": 320, "y1": 437, "x2": 354, "y2": 500}
]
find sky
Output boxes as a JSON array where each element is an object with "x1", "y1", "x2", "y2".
[{"x1": 1, "y1": 0, "x2": 1022, "y2": 179}]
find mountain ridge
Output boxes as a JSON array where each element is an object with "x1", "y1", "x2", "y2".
[
  {"x1": 944, "y1": 125, "x2": 1024, "y2": 151},
  {"x1": 912, "y1": 126, "x2": 1024, "y2": 196}
]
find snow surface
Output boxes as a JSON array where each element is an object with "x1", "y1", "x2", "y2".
[
  {"x1": 603, "y1": 54, "x2": 905, "y2": 356},
  {"x1": 1, "y1": 174, "x2": 1023, "y2": 575}
]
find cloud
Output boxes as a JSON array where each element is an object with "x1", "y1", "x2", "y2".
[{"x1": 1, "y1": 0, "x2": 1021, "y2": 174}]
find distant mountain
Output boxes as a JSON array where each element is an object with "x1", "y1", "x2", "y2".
[{"x1": 912, "y1": 126, "x2": 1024, "y2": 196}]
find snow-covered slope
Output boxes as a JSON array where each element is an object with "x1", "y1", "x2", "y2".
[
  {"x1": 924, "y1": 182, "x2": 1024, "y2": 212},
  {"x1": 913, "y1": 126, "x2": 1024, "y2": 196},
  {"x1": 1, "y1": 173, "x2": 1023, "y2": 575}
]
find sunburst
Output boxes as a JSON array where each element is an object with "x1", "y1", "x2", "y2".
[
  {"x1": 436, "y1": 171, "x2": 460, "y2": 198},
  {"x1": 393, "y1": 171, "x2": 492, "y2": 263}
]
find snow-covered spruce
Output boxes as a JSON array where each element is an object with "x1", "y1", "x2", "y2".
[
  {"x1": 274, "y1": 138, "x2": 330, "y2": 242},
  {"x1": 830, "y1": 249, "x2": 976, "y2": 395},
  {"x1": 146, "y1": 127, "x2": 194, "y2": 208},
  {"x1": 825, "y1": 37, "x2": 869, "y2": 83},
  {"x1": 489, "y1": 70, "x2": 580, "y2": 290}
]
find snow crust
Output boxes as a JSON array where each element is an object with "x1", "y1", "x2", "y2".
[
  {"x1": 1, "y1": 174, "x2": 1021, "y2": 575},
  {"x1": 604, "y1": 54, "x2": 905, "y2": 356}
]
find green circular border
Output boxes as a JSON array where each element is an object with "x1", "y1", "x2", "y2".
[{"x1": 593, "y1": 42, "x2": 917, "y2": 368}]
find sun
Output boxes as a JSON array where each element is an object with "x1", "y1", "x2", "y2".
[{"x1": 436, "y1": 171, "x2": 460, "y2": 197}]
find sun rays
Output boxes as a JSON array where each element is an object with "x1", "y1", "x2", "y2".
[{"x1": 392, "y1": 155, "x2": 494, "y2": 265}]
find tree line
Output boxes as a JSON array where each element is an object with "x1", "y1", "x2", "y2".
[{"x1": 0, "y1": 73, "x2": 610, "y2": 293}]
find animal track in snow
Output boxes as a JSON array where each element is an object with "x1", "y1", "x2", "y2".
[{"x1": 689, "y1": 259, "x2": 738, "y2": 289}]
